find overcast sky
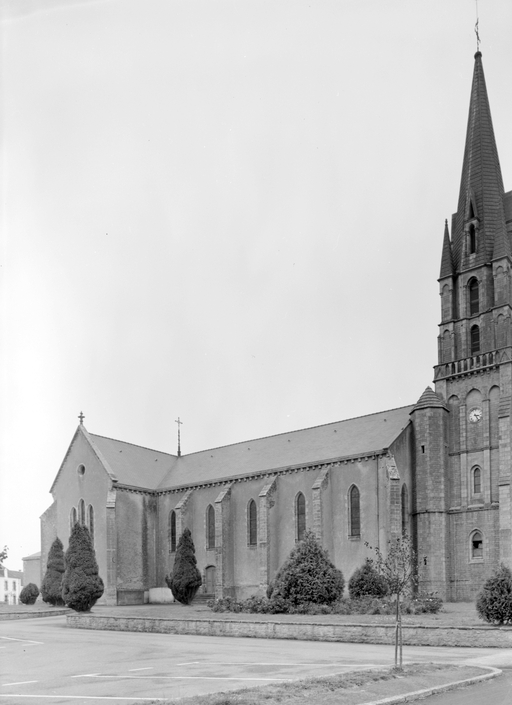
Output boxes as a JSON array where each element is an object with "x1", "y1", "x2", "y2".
[{"x1": 1, "y1": 0, "x2": 511, "y2": 570}]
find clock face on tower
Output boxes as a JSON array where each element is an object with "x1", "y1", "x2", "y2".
[{"x1": 469, "y1": 407, "x2": 483, "y2": 423}]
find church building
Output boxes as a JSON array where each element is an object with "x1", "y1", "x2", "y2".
[{"x1": 41, "y1": 51, "x2": 512, "y2": 604}]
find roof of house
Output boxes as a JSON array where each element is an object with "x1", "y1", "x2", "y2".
[
  {"x1": 21, "y1": 552, "x2": 41, "y2": 561},
  {"x1": 86, "y1": 404, "x2": 414, "y2": 491}
]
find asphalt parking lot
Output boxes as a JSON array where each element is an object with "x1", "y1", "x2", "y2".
[{"x1": 1, "y1": 616, "x2": 511, "y2": 703}]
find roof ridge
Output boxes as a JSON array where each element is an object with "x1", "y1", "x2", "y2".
[
  {"x1": 89, "y1": 432, "x2": 176, "y2": 457},
  {"x1": 180, "y1": 404, "x2": 415, "y2": 457}
]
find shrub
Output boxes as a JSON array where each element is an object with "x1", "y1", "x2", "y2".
[
  {"x1": 349, "y1": 559, "x2": 389, "y2": 599},
  {"x1": 268, "y1": 531, "x2": 344, "y2": 606},
  {"x1": 476, "y1": 563, "x2": 512, "y2": 625},
  {"x1": 41, "y1": 537, "x2": 66, "y2": 606},
  {"x1": 61, "y1": 523, "x2": 104, "y2": 612},
  {"x1": 165, "y1": 528, "x2": 202, "y2": 605},
  {"x1": 19, "y1": 583, "x2": 39, "y2": 605}
]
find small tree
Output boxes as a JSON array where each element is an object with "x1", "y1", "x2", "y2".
[
  {"x1": 166, "y1": 528, "x2": 202, "y2": 605},
  {"x1": 61, "y1": 523, "x2": 104, "y2": 612},
  {"x1": 366, "y1": 536, "x2": 417, "y2": 669},
  {"x1": 269, "y1": 531, "x2": 344, "y2": 606},
  {"x1": 349, "y1": 558, "x2": 388, "y2": 599},
  {"x1": 41, "y1": 537, "x2": 66, "y2": 606},
  {"x1": 19, "y1": 583, "x2": 39, "y2": 605},
  {"x1": 476, "y1": 563, "x2": 512, "y2": 625},
  {"x1": 0, "y1": 545, "x2": 8, "y2": 565}
]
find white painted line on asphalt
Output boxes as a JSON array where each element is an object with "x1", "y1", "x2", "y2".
[
  {"x1": 2, "y1": 681, "x2": 38, "y2": 687},
  {"x1": 127, "y1": 667, "x2": 154, "y2": 672},
  {"x1": 79, "y1": 674, "x2": 291, "y2": 681},
  {"x1": 0, "y1": 695, "x2": 168, "y2": 701},
  {"x1": 0, "y1": 637, "x2": 43, "y2": 646},
  {"x1": 70, "y1": 673, "x2": 101, "y2": 678}
]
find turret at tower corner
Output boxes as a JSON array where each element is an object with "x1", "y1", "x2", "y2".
[{"x1": 42, "y1": 51, "x2": 511, "y2": 605}]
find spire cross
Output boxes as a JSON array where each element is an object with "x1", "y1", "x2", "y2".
[
  {"x1": 474, "y1": 1, "x2": 480, "y2": 52},
  {"x1": 78, "y1": 411, "x2": 85, "y2": 425},
  {"x1": 175, "y1": 417, "x2": 183, "y2": 457}
]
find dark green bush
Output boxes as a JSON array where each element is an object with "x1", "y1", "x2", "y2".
[
  {"x1": 61, "y1": 523, "x2": 104, "y2": 612},
  {"x1": 349, "y1": 559, "x2": 389, "y2": 599},
  {"x1": 41, "y1": 537, "x2": 65, "y2": 606},
  {"x1": 268, "y1": 531, "x2": 344, "y2": 606},
  {"x1": 19, "y1": 583, "x2": 39, "y2": 605},
  {"x1": 476, "y1": 563, "x2": 512, "y2": 625},
  {"x1": 165, "y1": 528, "x2": 202, "y2": 605}
]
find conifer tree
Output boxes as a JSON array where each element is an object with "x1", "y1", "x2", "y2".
[
  {"x1": 41, "y1": 537, "x2": 66, "y2": 606},
  {"x1": 476, "y1": 563, "x2": 512, "y2": 625},
  {"x1": 166, "y1": 528, "x2": 202, "y2": 605},
  {"x1": 268, "y1": 531, "x2": 344, "y2": 606},
  {"x1": 19, "y1": 583, "x2": 39, "y2": 605},
  {"x1": 61, "y1": 523, "x2": 104, "y2": 612}
]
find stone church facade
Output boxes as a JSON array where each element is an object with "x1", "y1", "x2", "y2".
[{"x1": 41, "y1": 51, "x2": 512, "y2": 604}]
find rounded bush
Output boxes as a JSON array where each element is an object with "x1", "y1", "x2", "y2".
[
  {"x1": 268, "y1": 531, "x2": 344, "y2": 606},
  {"x1": 348, "y1": 559, "x2": 388, "y2": 599},
  {"x1": 62, "y1": 523, "x2": 104, "y2": 612},
  {"x1": 166, "y1": 528, "x2": 202, "y2": 605},
  {"x1": 19, "y1": 583, "x2": 39, "y2": 605},
  {"x1": 41, "y1": 537, "x2": 66, "y2": 606},
  {"x1": 476, "y1": 563, "x2": 512, "y2": 625}
]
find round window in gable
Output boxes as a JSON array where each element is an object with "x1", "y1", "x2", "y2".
[{"x1": 77, "y1": 464, "x2": 86, "y2": 477}]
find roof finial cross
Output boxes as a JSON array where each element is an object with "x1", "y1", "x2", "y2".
[
  {"x1": 78, "y1": 411, "x2": 85, "y2": 425},
  {"x1": 474, "y1": 0, "x2": 481, "y2": 52},
  {"x1": 175, "y1": 416, "x2": 183, "y2": 457}
]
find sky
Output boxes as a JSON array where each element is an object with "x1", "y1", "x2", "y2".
[{"x1": 1, "y1": 0, "x2": 511, "y2": 571}]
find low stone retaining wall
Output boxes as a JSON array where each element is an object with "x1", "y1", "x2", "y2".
[
  {"x1": 67, "y1": 614, "x2": 512, "y2": 648},
  {"x1": 0, "y1": 608, "x2": 69, "y2": 621}
]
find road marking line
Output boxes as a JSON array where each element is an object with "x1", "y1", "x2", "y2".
[
  {"x1": 0, "y1": 696, "x2": 167, "y2": 701},
  {"x1": 2, "y1": 681, "x2": 38, "y2": 687},
  {"x1": 79, "y1": 674, "x2": 291, "y2": 681},
  {"x1": 0, "y1": 637, "x2": 43, "y2": 646},
  {"x1": 127, "y1": 667, "x2": 153, "y2": 672},
  {"x1": 70, "y1": 673, "x2": 101, "y2": 678}
]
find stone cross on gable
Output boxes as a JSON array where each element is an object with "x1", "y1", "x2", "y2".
[
  {"x1": 78, "y1": 411, "x2": 85, "y2": 425},
  {"x1": 175, "y1": 417, "x2": 183, "y2": 457}
]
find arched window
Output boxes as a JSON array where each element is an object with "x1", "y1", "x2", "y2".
[
  {"x1": 295, "y1": 492, "x2": 306, "y2": 541},
  {"x1": 468, "y1": 278, "x2": 479, "y2": 315},
  {"x1": 169, "y1": 510, "x2": 177, "y2": 553},
  {"x1": 471, "y1": 530, "x2": 483, "y2": 560},
  {"x1": 470, "y1": 325, "x2": 480, "y2": 354},
  {"x1": 401, "y1": 484, "x2": 409, "y2": 536},
  {"x1": 349, "y1": 485, "x2": 361, "y2": 538},
  {"x1": 472, "y1": 467, "x2": 482, "y2": 495},
  {"x1": 206, "y1": 504, "x2": 216, "y2": 549},
  {"x1": 87, "y1": 505, "x2": 94, "y2": 544},
  {"x1": 70, "y1": 507, "x2": 78, "y2": 534},
  {"x1": 247, "y1": 500, "x2": 257, "y2": 546},
  {"x1": 78, "y1": 499, "x2": 86, "y2": 526}
]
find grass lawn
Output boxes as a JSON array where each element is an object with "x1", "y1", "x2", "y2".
[{"x1": 135, "y1": 663, "x2": 491, "y2": 705}]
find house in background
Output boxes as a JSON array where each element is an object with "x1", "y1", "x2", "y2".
[
  {"x1": 1, "y1": 567, "x2": 22, "y2": 605},
  {"x1": 22, "y1": 552, "x2": 42, "y2": 589}
]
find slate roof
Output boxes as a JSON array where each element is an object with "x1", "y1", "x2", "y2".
[
  {"x1": 452, "y1": 52, "x2": 508, "y2": 269},
  {"x1": 84, "y1": 405, "x2": 413, "y2": 491},
  {"x1": 411, "y1": 387, "x2": 447, "y2": 412},
  {"x1": 439, "y1": 219, "x2": 454, "y2": 279}
]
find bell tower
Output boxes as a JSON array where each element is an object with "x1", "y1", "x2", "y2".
[{"x1": 433, "y1": 52, "x2": 512, "y2": 600}]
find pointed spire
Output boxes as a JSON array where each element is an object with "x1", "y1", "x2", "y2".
[
  {"x1": 439, "y1": 219, "x2": 454, "y2": 278},
  {"x1": 452, "y1": 52, "x2": 507, "y2": 269},
  {"x1": 411, "y1": 387, "x2": 447, "y2": 413}
]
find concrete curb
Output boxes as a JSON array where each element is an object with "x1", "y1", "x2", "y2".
[
  {"x1": 364, "y1": 666, "x2": 502, "y2": 705},
  {"x1": 0, "y1": 608, "x2": 70, "y2": 621},
  {"x1": 66, "y1": 614, "x2": 512, "y2": 648}
]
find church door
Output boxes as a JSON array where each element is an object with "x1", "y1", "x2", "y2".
[{"x1": 205, "y1": 565, "x2": 216, "y2": 594}]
